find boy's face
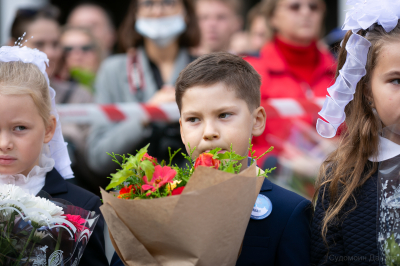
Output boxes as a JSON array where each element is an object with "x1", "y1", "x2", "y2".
[{"x1": 179, "y1": 83, "x2": 266, "y2": 167}]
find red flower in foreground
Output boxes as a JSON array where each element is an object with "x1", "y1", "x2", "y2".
[
  {"x1": 141, "y1": 153, "x2": 157, "y2": 166},
  {"x1": 142, "y1": 165, "x2": 177, "y2": 193},
  {"x1": 64, "y1": 214, "x2": 87, "y2": 232},
  {"x1": 171, "y1": 186, "x2": 184, "y2": 195},
  {"x1": 194, "y1": 153, "x2": 220, "y2": 170},
  {"x1": 118, "y1": 185, "x2": 135, "y2": 198}
]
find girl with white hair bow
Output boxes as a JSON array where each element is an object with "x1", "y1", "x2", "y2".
[{"x1": 311, "y1": 0, "x2": 400, "y2": 265}]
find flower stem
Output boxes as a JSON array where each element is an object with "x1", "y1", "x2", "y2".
[
  {"x1": 55, "y1": 227, "x2": 64, "y2": 251},
  {"x1": 26, "y1": 241, "x2": 36, "y2": 264},
  {"x1": 13, "y1": 226, "x2": 36, "y2": 266}
]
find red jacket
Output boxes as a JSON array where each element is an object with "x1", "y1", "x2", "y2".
[{"x1": 245, "y1": 41, "x2": 337, "y2": 163}]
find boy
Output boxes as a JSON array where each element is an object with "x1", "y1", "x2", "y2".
[
  {"x1": 176, "y1": 52, "x2": 312, "y2": 266},
  {"x1": 111, "y1": 53, "x2": 311, "y2": 266}
]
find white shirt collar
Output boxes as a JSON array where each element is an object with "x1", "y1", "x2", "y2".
[
  {"x1": 0, "y1": 154, "x2": 55, "y2": 195},
  {"x1": 369, "y1": 136, "x2": 400, "y2": 162}
]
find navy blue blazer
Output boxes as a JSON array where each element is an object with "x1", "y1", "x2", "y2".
[
  {"x1": 42, "y1": 169, "x2": 109, "y2": 266},
  {"x1": 110, "y1": 178, "x2": 312, "y2": 266}
]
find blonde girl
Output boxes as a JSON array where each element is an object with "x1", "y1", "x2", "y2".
[
  {"x1": 0, "y1": 46, "x2": 108, "y2": 265},
  {"x1": 311, "y1": 1, "x2": 400, "y2": 265}
]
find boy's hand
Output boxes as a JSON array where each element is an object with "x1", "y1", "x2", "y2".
[{"x1": 147, "y1": 85, "x2": 176, "y2": 106}]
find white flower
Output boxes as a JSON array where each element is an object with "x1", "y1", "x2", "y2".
[{"x1": 31, "y1": 197, "x2": 64, "y2": 219}]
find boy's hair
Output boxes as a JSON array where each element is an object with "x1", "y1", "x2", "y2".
[
  {"x1": 0, "y1": 61, "x2": 52, "y2": 126},
  {"x1": 314, "y1": 23, "x2": 400, "y2": 244},
  {"x1": 175, "y1": 52, "x2": 261, "y2": 112}
]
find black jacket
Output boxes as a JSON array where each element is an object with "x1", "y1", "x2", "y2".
[
  {"x1": 42, "y1": 168, "x2": 109, "y2": 266},
  {"x1": 311, "y1": 165, "x2": 379, "y2": 266}
]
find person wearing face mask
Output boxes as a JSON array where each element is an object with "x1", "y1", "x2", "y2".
[
  {"x1": 87, "y1": 0, "x2": 200, "y2": 176},
  {"x1": 244, "y1": 0, "x2": 336, "y2": 171}
]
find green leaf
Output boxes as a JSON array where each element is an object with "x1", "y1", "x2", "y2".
[
  {"x1": 106, "y1": 168, "x2": 134, "y2": 190},
  {"x1": 140, "y1": 160, "x2": 155, "y2": 182},
  {"x1": 136, "y1": 144, "x2": 150, "y2": 162},
  {"x1": 223, "y1": 163, "x2": 235, "y2": 173}
]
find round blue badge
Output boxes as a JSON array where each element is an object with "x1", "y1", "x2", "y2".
[{"x1": 251, "y1": 194, "x2": 272, "y2": 220}]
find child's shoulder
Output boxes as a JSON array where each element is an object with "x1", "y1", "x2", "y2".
[{"x1": 261, "y1": 177, "x2": 311, "y2": 214}]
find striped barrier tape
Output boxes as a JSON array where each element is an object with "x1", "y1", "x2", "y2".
[{"x1": 56, "y1": 98, "x2": 326, "y2": 124}]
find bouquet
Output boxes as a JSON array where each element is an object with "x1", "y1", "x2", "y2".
[
  {"x1": 101, "y1": 142, "x2": 274, "y2": 266},
  {"x1": 0, "y1": 185, "x2": 99, "y2": 266}
]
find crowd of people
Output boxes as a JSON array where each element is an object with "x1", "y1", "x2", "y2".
[
  {"x1": 4, "y1": 0, "x2": 337, "y2": 198},
  {"x1": 2, "y1": 0, "x2": 400, "y2": 265}
]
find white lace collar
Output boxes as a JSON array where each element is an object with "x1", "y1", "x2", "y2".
[
  {"x1": 369, "y1": 136, "x2": 400, "y2": 162},
  {"x1": 0, "y1": 154, "x2": 55, "y2": 195}
]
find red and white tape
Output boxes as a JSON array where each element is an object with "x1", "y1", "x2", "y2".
[{"x1": 56, "y1": 98, "x2": 325, "y2": 124}]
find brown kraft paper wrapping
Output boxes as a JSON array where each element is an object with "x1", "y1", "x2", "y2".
[{"x1": 100, "y1": 163, "x2": 264, "y2": 266}]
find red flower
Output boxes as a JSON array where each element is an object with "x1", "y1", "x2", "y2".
[
  {"x1": 142, "y1": 165, "x2": 177, "y2": 193},
  {"x1": 171, "y1": 186, "x2": 184, "y2": 195},
  {"x1": 118, "y1": 185, "x2": 135, "y2": 198},
  {"x1": 194, "y1": 153, "x2": 220, "y2": 169},
  {"x1": 141, "y1": 153, "x2": 157, "y2": 166},
  {"x1": 64, "y1": 214, "x2": 87, "y2": 232}
]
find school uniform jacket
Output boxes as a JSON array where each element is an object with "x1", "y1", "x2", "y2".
[
  {"x1": 311, "y1": 163, "x2": 379, "y2": 266},
  {"x1": 42, "y1": 169, "x2": 109, "y2": 266},
  {"x1": 236, "y1": 178, "x2": 312, "y2": 266},
  {"x1": 110, "y1": 178, "x2": 312, "y2": 266}
]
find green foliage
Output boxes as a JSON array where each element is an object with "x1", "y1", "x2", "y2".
[
  {"x1": 385, "y1": 234, "x2": 400, "y2": 266},
  {"x1": 106, "y1": 140, "x2": 276, "y2": 198}
]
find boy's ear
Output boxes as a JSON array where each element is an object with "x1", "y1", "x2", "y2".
[
  {"x1": 44, "y1": 116, "x2": 57, "y2": 144},
  {"x1": 252, "y1": 106, "x2": 266, "y2": 137},
  {"x1": 179, "y1": 118, "x2": 186, "y2": 144}
]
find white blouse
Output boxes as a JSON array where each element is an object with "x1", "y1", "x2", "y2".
[
  {"x1": 0, "y1": 154, "x2": 55, "y2": 195},
  {"x1": 369, "y1": 136, "x2": 400, "y2": 162}
]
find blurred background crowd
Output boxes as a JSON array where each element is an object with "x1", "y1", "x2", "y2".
[{"x1": 0, "y1": 0, "x2": 349, "y2": 199}]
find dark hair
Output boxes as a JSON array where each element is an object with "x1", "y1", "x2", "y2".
[
  {"x1": 118, "y1": 0, "x2": 200, "y2": 52},
  {"x1": 175, "y1": 52, "x2": 261, "y2": 112},
  {"x1": 11, "y1": 5, "x2": 60, "y2": 41}
]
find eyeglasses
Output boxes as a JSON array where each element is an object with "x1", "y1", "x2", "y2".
[
  {"x1": 284, "y1": 2, "x2": 321, "y2": 12},
  {"x1": 63, "y1": 44, "x2": 95, "y2": 53},
  {"x1": 138, "y1": 0, "x2": 179, "y2": 10}
]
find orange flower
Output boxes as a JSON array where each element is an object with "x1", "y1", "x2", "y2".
[
  {"x1": 141, "y1": 153, "x2": 157, "y2": 166},
  {"x1": 118, "y1": 185, "x2": 135, "y2": 198},
  {"x1": 194, "y1": 153, "x2": 220, "y2": 170}
]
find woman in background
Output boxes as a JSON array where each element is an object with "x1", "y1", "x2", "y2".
[
  {"x1": 59, "y1": 26, "x2": 103, "y2": 93},
  {"x1": 245, "y1": 0, "x2": 336, "y2": 173},
  {"x1": 87, "y1": 0, "x2": 200, "y2": 176}
]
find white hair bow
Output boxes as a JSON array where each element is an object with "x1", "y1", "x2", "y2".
[{"x1": 316, "y1": 0, "x2": 400, "y2": 138}]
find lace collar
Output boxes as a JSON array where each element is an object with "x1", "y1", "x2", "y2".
[
  {"x1": 0, "y1": 154, "x2": 55, "y2": 195},
  {"x1": 369, "y1": 136, "x2": 400, "y2": 162}
]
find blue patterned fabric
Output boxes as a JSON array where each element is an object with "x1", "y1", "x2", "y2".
[{"x1": 311, "y1": 164, "x2": 379, "y2": 266}]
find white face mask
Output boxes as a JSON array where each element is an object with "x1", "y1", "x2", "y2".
[{"x1": 135, "y1": 14, "x2": 187, "y2": 47}]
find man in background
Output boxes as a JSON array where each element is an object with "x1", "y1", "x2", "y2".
[
  {"x1": 192, "y1": 0, "x2": 242, "y2": 56},
  {"x1": 67, "y1": 3, "x2": 116, "y2": 55}
]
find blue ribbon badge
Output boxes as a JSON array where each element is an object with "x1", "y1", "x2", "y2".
[{"x1": 251, "y1": 194, "x2": 272, "y2": 220}]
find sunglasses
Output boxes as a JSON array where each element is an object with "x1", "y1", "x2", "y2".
[
  {"x1": 285, "y1": 2, "x2": 321, "y2": 12},
  {"x1": 63, "y1": 44, "x2": 95, "y2": 53}
]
